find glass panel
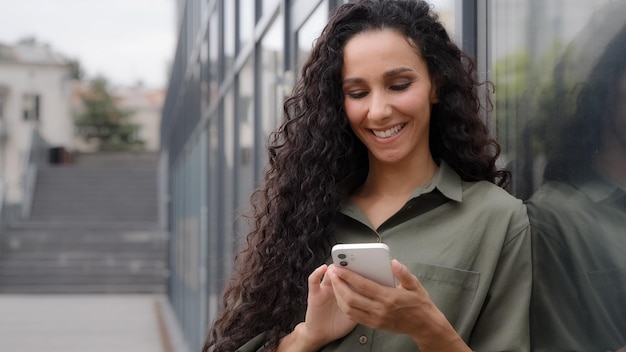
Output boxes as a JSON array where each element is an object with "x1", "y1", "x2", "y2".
[
  {"x1": 224, "y1": 0, "x2": 236, "y2": 75},
  {"x1": 238, "y1": 0, "x2": 255, "y2": 50},
  {"x1": 261, "y1": 0, "x2": 280, "y2": 18},
  {"x1": 200, "y1": 38, "x2": 211, "y2": 112},
  {"x1": 207, "y1": 111, "x2": 221, "y2": 329},
  {"x1": 429, "y1": 0, "x2": 456, "y2": 37},
  {"x1": 171, "y1": 137, "x2": 206, "y2": 352},
  {"x1": 221, "y1": 88, "x2": 236, "y2": 280},
  {"x1": 296, "y1": 1, "x2": 328, "y2": 77},
  {"x1": 259, "y1": 14, "x2": 284, "y2": 172},
  {"x1": 489, "y1": 1, "x2": 626, "y2": 351},
  {"x1": 208, "y1": 10, "x2": 219, "y2": 107},
  {"x1": 236, "y1": 56, "x2": 255, "y2": 223}
]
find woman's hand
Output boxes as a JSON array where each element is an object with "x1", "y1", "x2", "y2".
[
  {"x1": 326, "y1": 259, "x2": 470, "y2": 352},
  {"x1": 277, "y1": 264, "x2": 357, "y2": 352}
]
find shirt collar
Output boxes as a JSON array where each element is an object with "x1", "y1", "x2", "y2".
[
  {"x1": 574, "y1": 174, "x2": 626, "y2": 203},
  {"x1": 338, "y1": 160, "x2": 464, "y2": 203},
  {"x1": 413, "y1": 161, "x2": 463, "y2": 202}
]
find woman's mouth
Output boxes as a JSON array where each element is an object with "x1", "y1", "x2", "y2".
[{"x1": 371, "y1": 123, "x2": 406, "y2": 139}]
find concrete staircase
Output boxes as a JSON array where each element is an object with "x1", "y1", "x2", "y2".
[{"x1": 0, "y1": 152, "x2": 168, "y2": 293}]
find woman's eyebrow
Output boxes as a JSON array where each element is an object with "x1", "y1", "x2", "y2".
[
  {"x1": 343, "y1": 67, "x2": 414, "y2": 84},
  {"x1": 342, "y1": 77, "x2": 364, "y2": 85},
  {"x1": 383, "y1": 67, "x2": 413, "y2": 78}
]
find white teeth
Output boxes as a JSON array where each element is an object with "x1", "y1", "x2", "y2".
[{"x1": 372, "y1": 124, "x2": 405, "y2": 138}]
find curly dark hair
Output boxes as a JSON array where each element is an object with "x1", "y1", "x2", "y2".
[
  {"x1": 543, "y1": 24, "x2": 626, "y2": 183},
  {"x1": 204, "y1": 1, "x2": 507, "y2": 351}
]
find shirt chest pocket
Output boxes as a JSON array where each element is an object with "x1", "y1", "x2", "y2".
[
  {"x1": 587, "y1": 266, "x2": 626, "y2": 332},
  {"x1": 406, "y1": 262, "x2": 480, "y2": 327}
]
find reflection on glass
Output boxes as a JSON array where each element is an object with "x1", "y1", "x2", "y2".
[
  {"x1": 261, "y1": 0, "x2": 280, "y2": 18},
  {"x1": 223, "y1": 90, "x2": 235, "y2": 170},
  {"x1": 490, "y1": 0, "x2": 600, "y2": 198},
  {"x1": 491, "y1": 1, "x2": 626, "y2": 350},
  {"x1": 296, "y1": 1, "x2": 328, "y2": 77},
  {"x1": 527, "y1": 7, "x2": 626, "y2": 351},
  {"x1": 171, "y1": 133, "x2": 206, "y2": 351},
  {"x1": 208, "y1": 11, "x2": 219, "y2": 107},
  {"x1": 221, "y1": 88, "x2": 236, "y2": 279},
  {"x1": 200, "y1": 39, "x2": 210, "y2": 112},
  {"x1": 260, "y1": 14, "x2": 284, "y2": 173},
  {"x1": 236, "y1": 57, "x2": 255, "y2": 215},
  {"x1": 207, "y1": 102, "x2": 220, "y2": 328},
  {"x1": 238, "y1": 0, "x2": 255, "y2": 51},
  {"x1": 428, "y1": 0, "x2": 455, "y2": 37},
  {"x1": 224, "y1": 0, "x2": 236, "y2": 76}
]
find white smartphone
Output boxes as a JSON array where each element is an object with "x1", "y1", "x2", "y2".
[{"x1": 331, "y1": 243, "x2": 395, "y2": 287}]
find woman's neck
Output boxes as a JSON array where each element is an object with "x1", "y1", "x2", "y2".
[{"x1": 357, "y1": 154, "x2": 438, "y2": 200}]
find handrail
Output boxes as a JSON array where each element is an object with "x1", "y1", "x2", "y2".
[
  {"x1": 20, "y1": 128, "x2": 48, "y2": 219},
  {"x1": 0, "y1": 176, "x2": 6, "y2": 237}
]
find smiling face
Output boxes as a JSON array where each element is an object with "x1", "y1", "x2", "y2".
[{"x1": 342, "y1": 29, "x2": 438, "y2": 168}]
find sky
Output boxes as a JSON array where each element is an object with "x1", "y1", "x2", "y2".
[{"x1": 0, "y1": 0, "x2": 176, "y2": 88}]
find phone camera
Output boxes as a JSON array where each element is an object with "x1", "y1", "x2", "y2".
[
  {"x1": 340, "y1": 261, "x2": 348, "y2": 267},
  {"x1": 338, "y1": 253, "x2": 346, "y2": 259}
]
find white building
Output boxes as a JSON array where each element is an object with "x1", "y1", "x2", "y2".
[{"x1": 0, "y1": 39, "x2": 74, "y2": 206}]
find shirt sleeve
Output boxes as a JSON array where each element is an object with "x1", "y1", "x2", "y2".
[
  {"x1": 468, "y1": 219, "x2": 532, "y2": 351},
  {"x1": 235, "y1": 332, "x2": 267, "y2": 352}
]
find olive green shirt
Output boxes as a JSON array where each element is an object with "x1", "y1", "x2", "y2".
[{"x1": 238, "y1": 162, "x2": 531, "y2": 351}]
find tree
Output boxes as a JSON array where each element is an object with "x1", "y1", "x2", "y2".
[{"x1": 74, "y1": 77, "x2": 145, "y2": 151}]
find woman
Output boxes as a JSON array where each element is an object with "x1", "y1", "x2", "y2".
[{"x1": 204, "y1": 1, "x2": 530, "y2": 351}]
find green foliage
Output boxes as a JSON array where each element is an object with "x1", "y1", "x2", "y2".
[
  {"x1": 74, "y1": 77, "x2": 145, "y2": 151},
  {"x1": 492, "y1": 40, "x2": 570, "y2": 156}
]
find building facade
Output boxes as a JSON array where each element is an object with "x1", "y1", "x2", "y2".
[
  {"x1": 0, "y1": 39, "x2": 74, "y2": 206},
  {"x1": 161, "y1": 1, "x2": 626, "y2": 351},
  {"x1": 0, "y1": 39, "x2": 165, "y2": 216}
]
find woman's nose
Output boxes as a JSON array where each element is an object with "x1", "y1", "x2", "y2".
[{"x1": 367, "y1": 91, "x2": 392, "y2": 123}]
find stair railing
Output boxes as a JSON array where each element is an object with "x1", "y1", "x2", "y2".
[
  {"x1": 0, "y1": 176, "x2": 6, "y2": 241},
  {"x1": 20, "y1": 128, "x2": 49, "y2": 219}
]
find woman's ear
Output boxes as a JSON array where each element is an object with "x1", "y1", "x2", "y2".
[{"x1": 430, "y1": 86, "x2": 439, "y2": 104}]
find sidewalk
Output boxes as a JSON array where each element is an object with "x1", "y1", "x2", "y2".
[{"x1": 0, "y1": 294, "x2": 188, "y2": 352}]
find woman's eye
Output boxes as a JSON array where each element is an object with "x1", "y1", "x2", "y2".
[
  {"x1": 390, "y1": 82, "x2": 411, "y2": 91},
  {"x1": 347, "y1": 91, "x2": 368, "y2": 99}
]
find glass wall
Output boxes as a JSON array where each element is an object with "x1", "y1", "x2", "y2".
[
  {"x1": 162, "y1": 1, "x2": 292, "y2": 351},
  {"x1": 487, "y1": 1, "x2": 626, "y2": 350},
  {"x1": 169, "y1": 131, "x2": 207, "y2": 352},
  {"x1": 295, "y1": 1, "x2": 328, "y2": 75},
  {"x1": 223, "y1": 1, "x2": 236, "y2": 75},
  {"x1": 235, "y1": 57, "x2": 255, "y2": 237},
  {"x1": 259, "y1": 13, "x2": 284, "y2": 174},
  {"x1": 238, "y1": 0, "x2": 255, "y2": 51}
]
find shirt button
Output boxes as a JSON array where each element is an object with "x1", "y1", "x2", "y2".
[{"x1": 359, "y1": 335, "x2": 368, "y2": 344}]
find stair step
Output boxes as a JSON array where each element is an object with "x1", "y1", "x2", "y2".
[
  {"x1": 9, "y1": 220, "x2": 160, "y2": 230},
  {"x1": 0, "y1": 152, "x2": 166, "y2": 294},
  {"x1": 1, "y1": 232, "x2": 166, "y2": 246},
  {"x1": 0, "y1": 270, "x2": 166, "y2": 285},
  {"x1": 0, "y1": 258, "x2": 166, "y2": 269},
  {"x1": 0, "y1": 284, "x2": 166, "y2": 294},
  {"x1": 1, "y1": 252, "x2": 165, "y2": 262}
]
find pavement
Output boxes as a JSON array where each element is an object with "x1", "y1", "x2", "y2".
[{"x1": 0, "y1": 294, "x2": 189, "y2": 352}]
